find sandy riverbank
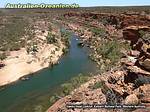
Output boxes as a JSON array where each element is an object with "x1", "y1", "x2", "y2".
[
  {"x1": 0, "y1": 42, "x2": 64, "y2": 86},
  {"x1": 0, "y1": 18, "x2": 67, "y2": 87}
]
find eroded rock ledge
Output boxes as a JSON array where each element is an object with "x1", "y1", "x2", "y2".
[{"x1": 48, "y1": 12, "x2": 150, "y2": 112}]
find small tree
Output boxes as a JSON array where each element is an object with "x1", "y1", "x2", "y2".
[
  {"x1": 61, "y1": 83, "x2": 73, "y2": 95},
  {"x1": 46, "y1": 32, "x2": 58, "y2": 44}
]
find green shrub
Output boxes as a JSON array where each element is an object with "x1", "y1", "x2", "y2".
[
  {"x1": 70, "y1": 74, "x2": 89, "y2": 88},
  {"x1": 60, "y1": 30, "x2": 71, "y2": 47},
  {"x1": 60, "y1": 74, "x2": 89, "y2": 96},
  {"x1": 0, "y1": 16, "x2": 28, "y2": 51},
  {"x1": 49, "y1": 95, "x2": 59, "y2": 105},
  {"x1": 90, "y1": 81, "x2": 104, "y2": 89},
  {"x1": 139, "y1": 30, "x2": 150, "y2": 40},
  {"x1": 62, "y1": 47, "x2": 69, "y2": 53},
  {"x1": 0, "y1": 53, "x2": 7, "y2": 60},
  {"x1": 26, "y1": 42, "x2": 38, "y2": 54},
  {"x1": 139, "y1": 30, "x2": 145, "y2": 37},
  {"x1": 98, "y1": 39, "x2": 122, "y2": 64},
  {"x1": 90, "y1": 27, "x2": 106, "y2": 37},
  {"x1": 61, "y1": 83, "x2": 73, "y2": 95},
  {"x1": 46, "y1": 32, "x2": 58, "y2": 44}
]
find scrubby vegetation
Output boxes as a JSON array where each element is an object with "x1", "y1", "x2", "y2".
[
  {"x1": 26, "y1": 42, "x2": 38, "y2": 54},
  {"x1": 98, "y1": 39, "x2": 122, "y2": 64},
  {"x1": 89, "y1": 81, "x2": 104, "y2": 89},
  {"x1": 139, "y1": 30, "x2": 150, "y2": 40},
  {"x1": 0, "y1": 16, "x2": 28, "y2": 51},
  {"x1": 1, "y1": 7, "x2": 150, "y2": 112},
  {"x1": 60, "y1": 74, "x2": 89, "y2": 96},
  {"x1": 46, "y1": 32, "x2": 58, "y2": 44},
  {"x1": 60, "y1": 30, "x2": 71, "y2": 47},
  {"x1": 89, "y1": 38, "x2": 131, "y2": 72},
  {"x1": 48, "y1": 74, "x2": 89, "y2": 105},
  {"x1": 60, "y1": 29, "x2": 71, "y2": 53},
  {"x1": 90, "y1": 27, "x2": 107, "y2": 37},
  {"x1": 0, "y1": 52, "x2": 7, "y2": 60}
]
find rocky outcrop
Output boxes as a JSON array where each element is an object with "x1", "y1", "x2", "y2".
[
  {"x1": 48, "y1": 11, "x2": 150, "y2": 112},
  {"x1": 140, "y1": 59, "x2": 150, "y2": 71},
  {"x1": 139, "y1": 84, "x2": 150, "y2": 103},
  {"x1": 125, "y1": 94, "x2": 139, "y2": 105},
  {"x1": 123, "y1": 26, "x2": 150, "y2": 70}
]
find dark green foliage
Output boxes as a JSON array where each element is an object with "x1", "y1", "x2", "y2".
[
  {"x1": 60, "y1": 74, "x2": 89, "y2": 96},
  {"x1": 139, "y1": 30, "x2": 150, "y2": 40},
  {"x1": 70, "y1": 74, "x2": 89, "y2": 88},
  {"x1": 89, "y1": 38, "x2": 130, "y2": 72},
  {"x1": 46, "y1": 32, "x2": 58, "y2": 44},
  {"x1": 62, "y1": 47, "x2": 69, "y2": 53},
  {"x1": 61, "y1": 83, "x2": 74, "y2": 95},
  {"x1": 47, "y1": 74, "x2": 89, "y2": 108},
  {"x1": 49, "y1": 95, "x2": 59, "y2": 106},
  {"x1": 48, "y1": 25, "x2": 52, "y2": 31},
  {"x1": 100, "y1": 18, "x2": 109, "y2": 26},
  {"x1": 26, "y1": 42, "x2": 38, "y2": 54},
  {"x1": 90, "y1": 27, "x2": 106, "y2": 37},
  {"x1": 0, "y1": 52, "x2": 7, "y2": 60},
  {"x1": 139, "y1": 30, "x2": 146, "y2": 37},
  {"x1": 60, "y1": 30, "x2": 71, "y2": 47},
  {"x1": 92, "y1": 15, "x2": 97, "y2": 19},
  {"x1": 89, "y1": 81, "x2": 104, "y2": 89},
  {"x1": 98, "y1": 39, "x2": 122, "y2": 64}
]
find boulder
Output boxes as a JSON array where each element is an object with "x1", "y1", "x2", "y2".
[
  {"x1": 125, "y1": 94, "x2": 139, "y2": 105},
  {"x1": 71, "y1": 92, "x2": 83, "y2": 102},
  {"x1": 128, "y1": 50, "x2": 140, "y2": 57},
  {"x1": 127, "y1": 66, "x2": 150, "y2": 77},
  {"x1": 139, "y1": 84, "x2": 150, "y2": 103},
  {"x1": 139, "y1": 58, "x2": 150, "y2": 71},
  {"x1": 108, "y1": 71, "x2": 125, "y2": 84}
]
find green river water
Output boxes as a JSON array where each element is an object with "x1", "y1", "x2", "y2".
[{"x1": 0, "y1": 34, "x2": 98, "y2": 112}]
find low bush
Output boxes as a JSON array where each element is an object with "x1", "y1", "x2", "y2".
[
  {"x1": 60, "y1": 74, "x2": 89, "y2": 96},
  {"x1": 26, "y1": 42, "x2": 38, "y2": 54},
  {"x1": 139, "y1": 30, "x2": 150, "y2": 40},
  {"x1": 0, "y1": 52, "x2": 7, "y2": 60},
  {"x1": 46, "y1": 32, "x2": 58, "y2": 44},
  {"x1": 98, "y1": 39, "x2": 122, "y2": 64},
  {"x1": 0, "y1": 16, "x2": 28, "y2": 51},
  {"x1": 60, "y1": 30, "x2": 71, "y2": 47},
  {"x1": 47, "y1": 74, "x2": 89, "y2": 107},
  {"x1": 90, "y1": 27, "x2": 106, "y2": 37},
  {"x1": 90, "y1": 81, "x2": 104, "y2": 89}
]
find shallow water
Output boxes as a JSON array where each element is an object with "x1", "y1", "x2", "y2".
[{"x1": 0, "y1": 34, "x2": 97, "y2": 112}]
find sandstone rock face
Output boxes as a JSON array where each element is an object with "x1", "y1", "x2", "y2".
[
  {"x1": 129, "y1": 50, "x2": 140, "y2": 57},
  {"x1": 140, "y1": 84, "x2": 150, "y2": 103},
  {"x1": 139, "y1": 59, "x2": 150, "y2": 71},
  {"x1": 71, "y1": 92, "x2": 83, "y2": 102},
  {"x1": 121, "y1": 15, "x2": 150, "y2": 28},
  {"x1": 125, "y1": 94, "x2": 139, "y2": 105},
  {"x1": 123, "y1": 29, "x2": 140, "y2": 42},
  {"x1": 108, "y1": 71, "x2": 124, "y2": 84},
  {"x1": 48, "y1": 12, "x2": 150, "y2": 112}
]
